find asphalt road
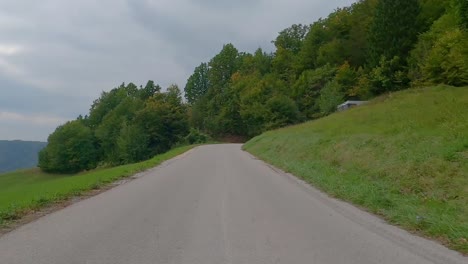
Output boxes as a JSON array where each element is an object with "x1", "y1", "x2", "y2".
[{"x1": 0, "y1": 144, "x2": 466, "y2": 264}]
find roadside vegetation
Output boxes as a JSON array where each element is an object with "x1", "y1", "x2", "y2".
[
  {"x1": 182, "y1": 1, "x2": 468, "y2": 252},
  {"x1": 0, "y1": 145, "x2": 196, "y2": 226},
  {"x1": 38, "y1": 82, "x2": 211, "y2": 173},
  {"x1": 8, "y1": 0, "x2": 466, "y2": 251},
  {"x1": 244, "y1": 86, "x2": 468, "y2": 253},
  {"x1": 184, "y1": 0, "x2": 468, "y2": 139},
  {"x1": 38, "y1": 0, "x2": 467, "y2": 174}
]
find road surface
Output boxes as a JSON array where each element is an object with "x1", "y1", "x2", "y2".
[{"x1": 0, "y1": 144, "x2": 466, "y2": 264}]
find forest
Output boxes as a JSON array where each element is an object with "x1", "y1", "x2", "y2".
[{"x1": 38, "y1": 0, "x2": 468, "y2": 173}]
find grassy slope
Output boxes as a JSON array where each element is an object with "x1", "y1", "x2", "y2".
[
  {"x1": 0, "y1": 145, "x2": 196, "y2": 225},
  {"x1": 244, "y1": 86, "x2": 468, "y2": 253}
]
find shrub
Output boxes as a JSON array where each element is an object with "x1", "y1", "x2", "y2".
[
  {"x1": 185, "y1": 128, "x2": 210, "y2": 144},
  {"x1": 318, "y1": 80, "x2": 345, "y2": 115},
  {"x1": 116, "y1": 122, "x2": 150, "y2": 164},
  {"x1": 39, "y1": 120, "x2": 97, "y2": 173},
  {"x1": 422, "y1": 29, "x2": 468, "y2": 86},
  {"x1": 368, "y1": 56, "x2": 409, "y2": 95},
  {"x1": 265, "y1": 95, "x2": 300, "y2": 129}
]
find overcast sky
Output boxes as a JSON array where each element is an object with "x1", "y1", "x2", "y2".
[{"x1": 0, "y1": 0, "x2": 354, "y2": 141}]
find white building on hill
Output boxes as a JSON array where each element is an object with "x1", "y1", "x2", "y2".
[{"x1": 337, "y1": 101, "x2": 368, "y2": 112}]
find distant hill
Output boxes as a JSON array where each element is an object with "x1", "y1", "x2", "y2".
[{"x1": 0, "y1": 140, "x2": 47, "y2": 173}]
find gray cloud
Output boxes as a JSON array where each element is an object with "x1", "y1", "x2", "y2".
[{"x1": 0, "y1": 0, "x2": 354, "y2": 141}]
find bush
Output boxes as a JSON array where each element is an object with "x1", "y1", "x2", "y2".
[
  {"x1": 185, "y1": 128, "x2": 209, "y2": 144},
  {"x1": 409, "y1": 12, "x2": 468, "y2": 86},
  {"x1": 39, "y1": 121, "x2": 97, "y2": 173},
  {"x1": 116, "y1": 122, "x2": 150, "y2": 164},
  {"x1": 454, "y1": 0, "x2": 468, "y2": 29},
  {"x1": 265, "y1": 95, "x2": 300, "y2": 129},
  {"x1": 292, "y1": 65, "x2": 337, "y2": 119},
  {"x1": 351, "y1": 67, "x2": 373, "y2": 100},
  {"x1": 318, "y1": 80, "x2": 345, "y2": 115},
  {"x1": 368, "y1": 56, "x2": 409, "y2": 95},
  {"x1": 422, "y1": 28, "x2": 468, "y2": 86}
]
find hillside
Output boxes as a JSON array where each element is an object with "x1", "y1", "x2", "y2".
[
  {"x1": 0, "y1": 141, "x2": 47, "y2": 174},
  {"x1": 244, "y1": 86, "x2": 468, "y2": 253}
]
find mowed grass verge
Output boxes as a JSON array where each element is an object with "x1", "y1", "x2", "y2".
[
  {"x1": 244, "y1": 86, "x2": 468, "y2": 253},
  {"x1": 0, "y1": 145, "x2": 196, "y2": 226}
]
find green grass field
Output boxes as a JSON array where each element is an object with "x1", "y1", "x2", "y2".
[
  {"x1": 244, "y1": 86, "x2": 468, "y2": 253},
  {"x1": 0, "y1": 145, "x2": 196, "y2": 226}
]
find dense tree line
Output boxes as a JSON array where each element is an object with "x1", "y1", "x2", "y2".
[
  {"x1": 185, "y1": 0, "x2": 467, "y2": 138},
  {"x1": 39, "y1": 82, "x2": 196, "y2": 173},
  {"x1": 39, "y1": 0, "x2": 467, "y2": 173}
]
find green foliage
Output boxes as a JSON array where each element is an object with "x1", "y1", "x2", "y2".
[
  {"x1": 273, "y1": 24, "x2": 309, "y2": 54},
  {"x1": 295, "y1": 19, "x2": 328, "y2": 72},
  {"x1": 33, "y1": 0, "x2": 459, "y2": 178},
  {"x1": 182, "y1": 0, "x2": 459, "y2": 139},
  {"x1": 368, "y1": 56, "x2": 409, "y2": 94},
  {"x1": 193, "y1": 44, "x2": 242, "y2": 135},
  {"x1": 318, "y1": 81, "x2": 345, "y2": 115},
  {"x1": 214, "y1": 88, "x2": 244, "y2": 136},
  {"x1": 334, "y1": 61, "x2": 358, "y2": 97},
  {"x1": 265, "y1": 95, "x2": 300, "y2": 129},
  {"x1": 95, "y1": 96, "x2": 144, "y2": 163},
  {"x1": 422, "y1": 28, "x2": 468, "y2": 86},
  {"x1": 352, "y1": 67, "x2": 374, "y2": 100},
  {"x1": 410, "y1": 11, "x2": 468, "y2": 86},
  {"x1": 454, "y1": 0, "x2": 468, "y2": 29},
  {"x1": 245, "y1": 86, "x2": 468, "y2": 253},
  {"x1": 185, "y1": 63, "x2": 210, "y2": 104},
  {"x1": 134, "y1": 85, "x2": 189, "y2": 156},
  {"x1": 40, "y1": 81, "x2": 189, "y2": 173},
  {"x1": 297, "y1": 1, "x2": 377, "y2": 71},
  {"x1": 316, "y1": 62, "x2": 358, "y2": 115},
  {"x1": 315, "y1": 8, "x2": 352, "y2": 67},
  {"x1": 140, "y1": 80, "x2": 161, "y2": 100},
  {"x1": 272, "y1": 47, "x2": 297, "y2": 83},
  {"x1": 235, "y1": 74, "x2": 273, "y2": 137},
  {"x1": 87, "y1": 83, "x2": 128, "y2": 129},
  {"x1": 240, "y1": 102, "x2": 270, "y2": 137},
  {"x1": 292, "y1": 65, "x2": 337, "y2": 119},
  {"x1": 368, "y1": 0, "x2": 421, "y2": 67},
  {"x1": 184, "y1": 128, "x2": 209, "y2": 144},
  {"x1": 38, "y1": 0, "x2": 461, "y2": 163},
  {"x1": 208, "y1": 44, "x2": 240, "y2": 90},
  {"x1": 417, "y1": 0, "x2": 451, "y2": 31},
  {"x1": 238, "y1": 48, "x2": 273, "y2": 77},
  {"x1": 39, "y1": 120, "x2": 97, "y2": 173},
  {"x1": 1, "y1": 145, "x2": 196, "y2": 226},
  {"x1": 189, "y1": 96, "x2": 210, "y2": 130},
  {"x1": 272, "y1": 24, "x2": 309, "y2": 82},
  {"x1": 116, "y1": 122, "x2": 149, "y2": 164}
]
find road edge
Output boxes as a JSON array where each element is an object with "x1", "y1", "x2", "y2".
[
  {"x1": 0, "y1": 145, "x2": 200, "y2": 237},
  {"x1": 242, "y1": 148, "x2": 467, "y2": 263}
]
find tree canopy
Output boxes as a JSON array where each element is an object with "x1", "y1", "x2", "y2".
[
  {"x1": 39, "y1": 83, "x2": 190, "y2": 173},
  {"x1": 40, "y1": 0, "x2": 467, "y2": 173},
  {"x1": 183, "y1": 0, "x2": 467, "y2": 140}
]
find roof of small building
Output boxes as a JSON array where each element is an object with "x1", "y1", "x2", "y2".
[{"x1": 338, "y1": 100, "x2": 368, "y2": 108}]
